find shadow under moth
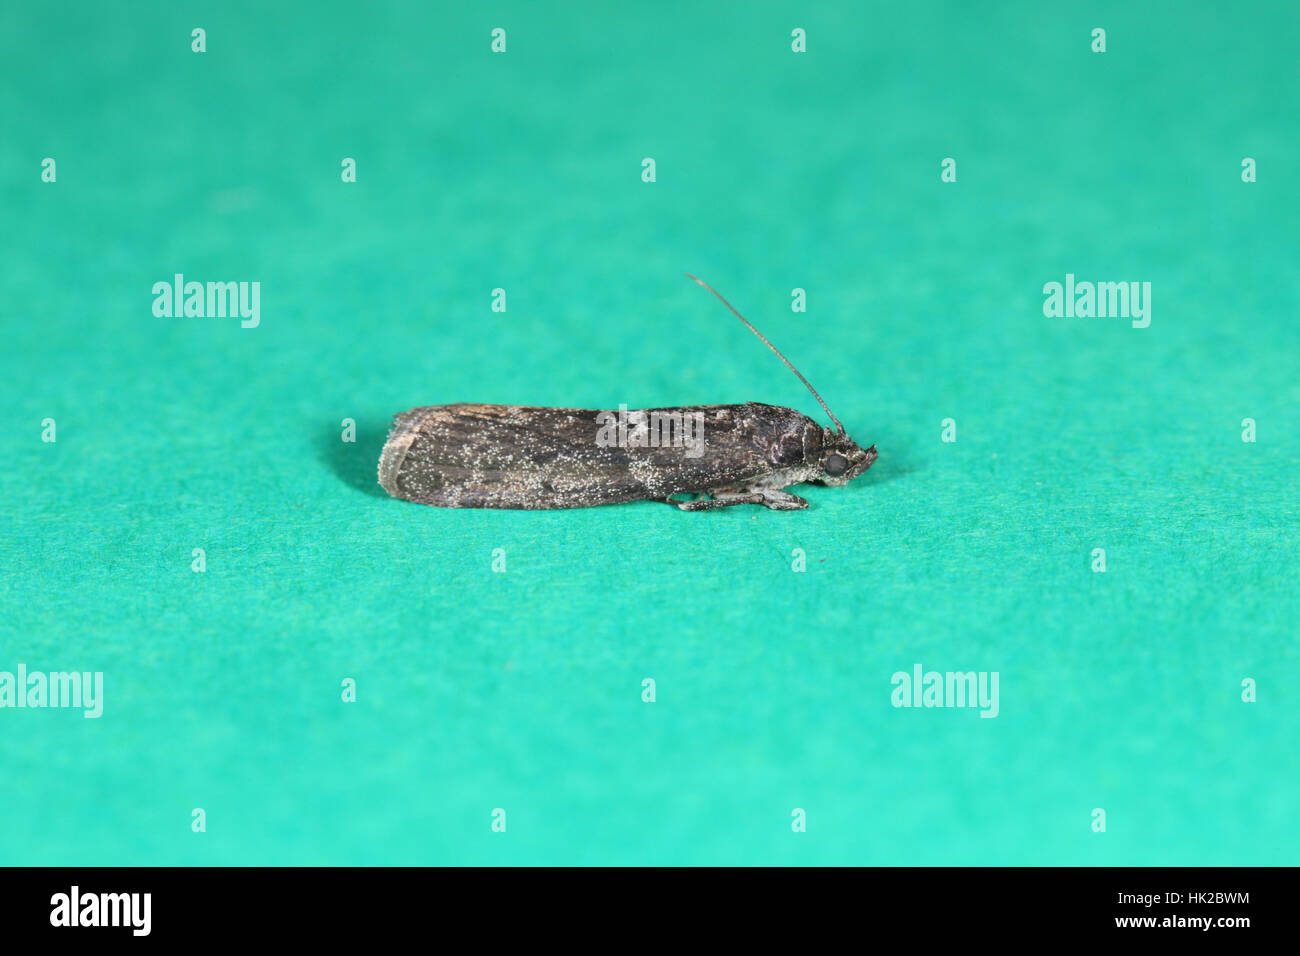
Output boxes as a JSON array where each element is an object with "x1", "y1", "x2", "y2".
[{"x1": 378, "y1": 275, "x2": 877, "y2": 511}]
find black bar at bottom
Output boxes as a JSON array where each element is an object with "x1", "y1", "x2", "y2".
[{"x1": 0, "y1": 866, "x2": 1277, "y2": 942}]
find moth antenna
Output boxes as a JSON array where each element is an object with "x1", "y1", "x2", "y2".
[{"x1": 685, "y1": 273, "x2": 846, "y2": 435}]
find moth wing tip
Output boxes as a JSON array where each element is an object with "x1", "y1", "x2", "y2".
[{"x1": 377, "y1": 408, "x2": 426, "y2": 497}]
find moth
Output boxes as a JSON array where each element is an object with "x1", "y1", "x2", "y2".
[{"x1": 378, "y1": 275, "x2": 877, "y2": 511}]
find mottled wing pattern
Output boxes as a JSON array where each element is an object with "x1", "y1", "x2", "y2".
[{"x1": 378, "y1": 402, "x2": 816, "y2": 509}]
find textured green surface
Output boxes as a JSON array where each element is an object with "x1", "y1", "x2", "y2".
[{"x1": 2, "y1": 1, "x2": 1297, "y2": 865}]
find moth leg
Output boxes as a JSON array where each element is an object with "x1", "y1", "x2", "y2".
[
  {"x1": 670, "y1": 492, "x2": 767, "y2": 512},
  {"x1": 756, "y1": 490, "x2": 809, "y2": 511},
  {"x1": 709, "y1": 487, "x2": 809, "y2": 511},
  {"x1": 670, "y1": 488, "x2": 809, "y2": 512}
]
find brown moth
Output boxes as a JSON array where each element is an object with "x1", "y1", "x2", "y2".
[{"x1": 378, "y1": 275, "x2": 876, "y2": 510}]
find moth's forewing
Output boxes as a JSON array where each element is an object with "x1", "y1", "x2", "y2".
[{"x1": 378, "y1": 402, "x2": 817, "y2": 509}]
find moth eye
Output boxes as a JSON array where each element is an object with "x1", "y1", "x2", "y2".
[{"x1": 824, "y1": 453, "x2": 849, "y2": 476}]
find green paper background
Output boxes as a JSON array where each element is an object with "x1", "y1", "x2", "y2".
[{"x1": 2, "y1": 1, "x2": 1296, "y2": 865}]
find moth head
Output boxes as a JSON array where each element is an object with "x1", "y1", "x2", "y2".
[{"x1": 817, "y1": 431, "x2": 877, "y2": 486}]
